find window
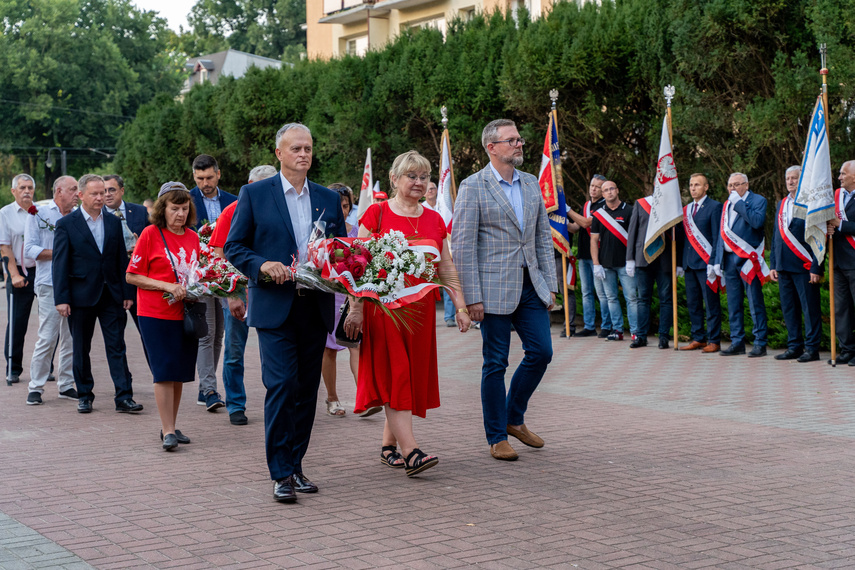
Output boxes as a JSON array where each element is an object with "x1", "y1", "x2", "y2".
[
  {"x1": 403, "y1": 16, "x2": 447, "y2": 37},
  {"x1": 200, "y1": 68, "x2": 208, "y2": 83},
  {"x1": 346, "y1": 35, "x2": 369, "y2": 57}
]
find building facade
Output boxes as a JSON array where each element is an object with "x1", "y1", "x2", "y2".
[{"x1": 182, "y1": 49, "x2": 284, "y2": 94}]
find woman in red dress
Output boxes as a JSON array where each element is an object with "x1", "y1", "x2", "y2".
[{"x1": 344, "y1": 151, "x2": 472, "y2": 477}]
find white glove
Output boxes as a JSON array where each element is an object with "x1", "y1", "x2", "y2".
[
  {"x1": 706, "y1": 264, "x2": 715, "y2": 281},
  {"x1": 676, "y1": 266, "x2": 684, "y2": 278},
  {"x1": 625, "y1": 260, "x2": 636, "y2": 277},
  {"x1": 593, "y1": 265, "x2": 605, "y2": 280},
  {"x1": 713, "y1": 264, "x2": 722, "y2": 277},
  {"x1": 728, "y1": 191, "x2": 740, "y2": 205}
]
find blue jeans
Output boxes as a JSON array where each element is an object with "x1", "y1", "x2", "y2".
[
  {"x1": 441, "y1": 289, "x2": 455, "y2": 322},
  {"x1": 222, "y1": 302, "x2": 250, "y2": 414},
  {"x1": 579, "y1": 259, "x2": 610, "y2": 330},
  {"x1": 636, "y1": 264, "x2": 672, "y2": 338},
  {"x1": 722, "y1": 252, "x2": 767, "y2": 346},
  {"x1": 601, "y1": 266, "x2": 639, "y2": 335},
  {"x1": 479, "y1": 273, "x2": 552, "y2": 445}
]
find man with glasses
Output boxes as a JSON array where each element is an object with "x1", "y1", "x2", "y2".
[
  {"x1": 713, "y1": 173, "x2": 769, "y2": 357},
  {"x1": 453, "y1": 119, "x2": 557, "y2": 462}
]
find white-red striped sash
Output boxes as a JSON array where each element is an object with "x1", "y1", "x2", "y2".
[
  {"x1": 720, "y1": 202, "x2": 770, "y2": 285},
  {"x1": 683, "y1": 203, "x2": 721, "y2": 292},
  {"x1": 583, "y1": 201, "x2": 591, "y2": 235},
  {"x1": 777, "y1": 198, "x2": 811, "y2": 271},
  {"x1": 835, "y1": 188, "x2": 855, "y2": 251},
  {"x1": 592, "y1": 206, "x2": 628, "y2": 246}
]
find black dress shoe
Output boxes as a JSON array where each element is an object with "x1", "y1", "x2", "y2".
[
  {"x1": 835, "y1": 351, "x2": 855, "y2": 365},
  {"x1": 775, "y1": 348, "x2": 804, "y2": 360},
  {"x1": 720, "y1": 343, "x2": 746, "y2": 356},
  {"x1": 160, "y1": 430, "x2": 191, "y2": 444},
  {"x1": 290, "y1": 472, "x2": 318, "y2": 493},
  {"x1": 629, "y1": 337, "x2": 647, "y2": 349},
  {"x1": 116, "y1": 399, "x2": 144, "y2": 413},
  {"x1": 162, "y1": 433, "x2": 178, "y2": 451},
  {"x1": 78, "y1": 400, "x2": 92, "y2": 413},
  {"x1": 229, "y1": 410, "x2": 248, "y2": 425},
  {"x1": 559, "y1": 329, "x2": 575, "y2": 338},
  {"x1": 575, "y1": 328, "x2": 597, "y2": 337},
  {"x1": 658, "y1": 337, "x2": 669, "y2": 349},
  {"x1": 273, "y1": 479, "x2": 297, "y2": 503},
  {"x1": 797, "y1": 351, "x2": 820, "y2": 363},
  {"x1": 748, "y1": 345, "x2": 767, "y2": 358}
]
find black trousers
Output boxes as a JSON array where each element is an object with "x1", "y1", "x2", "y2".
[
  {"x1": 68, "y1": 285, "x2": 133, "y2": 405},
  {"x1": 834, "y1": 267, "x2": 855, "y2": 354},
  {"x1": 4, "y1": 265, "x2": 36, "y2": 378}
]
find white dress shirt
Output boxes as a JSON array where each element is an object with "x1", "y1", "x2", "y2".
[
  {"x1": 0, "y1": 201, "x2": 37, "y2": 270},
  {"x1": 82, "y1": 208, "x2": 105, "y2": 253},
  {"x1": 690, "y1": 194, "x2": 707, "y2": 217},
  {"x1": 105, "y1": 200, "x2": 127, "y2": 219},
  {"x1": 280, "y1": 173, "x2": 312, "y2": 264},
  {"x1": 24, "y1": 200, "x2": 65, "y2": 288}
]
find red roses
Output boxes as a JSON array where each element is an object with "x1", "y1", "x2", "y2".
[
  {"x1": 27, "y1": 205, "x2": 38, "y2": 215},
  {"x1": 331, "y1": 243, "x2": 372, "y2": 280}
]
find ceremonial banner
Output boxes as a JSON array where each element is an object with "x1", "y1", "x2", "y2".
[
  {"x1": 643, "y1": 115, "x2": 683, "y2": 263},
  {"x1": 794, "y1": 97, "x2": 835, "y2": 264},
  {"x1": 356, "y1": 148, "x2": 373, "y2": 220},
  {"x1": 538, "y1": 110, "x2": 570, "y2": 256},
  {"x1": 437, "y1": 129, "x2": 455, "y2": 229}
]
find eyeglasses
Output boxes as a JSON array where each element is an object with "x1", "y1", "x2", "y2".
[
  {"x1": 492, "y1": 138, "x2": 526, "y2": 147},
  {"x1": 727, "y1": 181, "x2": 748, "y2": 189},
  {"x1": 405, "y1": 174, "x2": 430, "y2": 183}
]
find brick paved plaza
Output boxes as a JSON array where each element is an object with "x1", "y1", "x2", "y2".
[{"x1": 2, "y1": 301, "x2": 855, "y2": 569}]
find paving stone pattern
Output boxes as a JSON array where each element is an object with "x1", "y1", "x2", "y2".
[{"x1": 1, "y1": 300, "x2": 854, "y2": 568}]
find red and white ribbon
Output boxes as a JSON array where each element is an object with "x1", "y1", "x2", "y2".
[
  {"x1": 592, "y1": 207, "x2": 628, "y2": 246},
  {"x1": 777, "y1": 198, "x2": 811, "y2": 271},
  {"x1": 720, "y1": 202, "x2": 771, "y2": 285},
  {"x1": 637, "y1": 197, "x2": 652, "y2": 214},
  {"x1": 583, "y1": 201, "x2": 591, "y2": 236},
  {"x1": 566, "y1": 255, "x2": 577, "y2": 291},
  {"x1": 835, "y1": 188, "x2": 855, "y2": 251},
  {"x1": 684, "y1": 203, "x2": 722, "y2": 292}
]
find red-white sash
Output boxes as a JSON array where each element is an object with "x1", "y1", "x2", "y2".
[
  {"x1": 583, "y1": 201, "x2": 591, "y2": 235},
  {"x1": 593, "y1": 206, "x2": 628, "y2": 246},
  {"x1": 683, "y1": 203, "x2": 722, "y2": 292},
  {"x1": 720, "y1": 202, "x2": 771, "y2": 285},
  {"x1": 777, "y1": 198, "x2": 812, "y2": 271},
  {"x1": 566, "y1": 255, "x2": 577, "y2": 290},
  {"x1": 638, "y1": 197, "x2": 652, "y2": 214},
  {"x1": 835, "y1": 188, "x2": 855, "y2": 251}
]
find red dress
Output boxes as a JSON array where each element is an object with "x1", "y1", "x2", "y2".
[{"x1": 354, "y1": 201, "x2": 447, "y2": 418}]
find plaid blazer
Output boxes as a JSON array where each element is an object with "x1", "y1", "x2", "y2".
[{"x1": 452, "y1": 165, "x2": 557, "y2": 315}]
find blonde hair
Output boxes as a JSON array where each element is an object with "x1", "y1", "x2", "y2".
[{"x1": 388, "y1": 151, "x2": 431, "y2": 197}]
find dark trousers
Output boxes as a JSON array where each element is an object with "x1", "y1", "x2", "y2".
[
  {"x1": 834, "y1": 267, "x2": 855, "y2": 353},
  {"x1": 636, "y1": 264, "x2": 672, "y2": 339},
  {"x1": 685, "y1": 267, "x2": 722, "y2": 344},
  {"x1": 778, "y1": 270, "x2": 822, "y2": 353},
  {"x1": 723, "y1": 252, "x2": 767, "y2": 347},
  {"x1": 480, "y1": 272, "x2": 553, "y2": 445},
  {"x1": 257, "y1": 293, "x2": 327, "y2": 481},
  {"x1": 68, "y1": 286, "x2": 133, "y2": 405},
  {"x1": 5, "y1": 265, "x2": 36, "y2": 378}
]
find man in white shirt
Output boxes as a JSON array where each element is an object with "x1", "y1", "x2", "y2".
[
  {"x1": 0, "y1": 174, "x2": 38, "y2": 385},
  {"x1": 23, "y1": 176, "x2": 78, "y2": 405}
]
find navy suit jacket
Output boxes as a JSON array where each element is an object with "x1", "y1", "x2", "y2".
[
  {"x1": 832, "y1": 189, "x2": 855, "y2": 270},
  {"x1": 190, "y1": 187, "x2": 237, "y2": 229},
  {"x1": 714, "y1": 191, "x2": 767, "y2": 266},
  {"x1": 682, "y1": 197, "x2": 723, "y2": 270},
  {"x1": 770, "y1": 199, "x2": 823, "y2": 275},
  {"x1": 52, "y1": 209, "x2": 133, "y2": 308},
  {"x1": 224, "y1": 175, "x2": 347, "y2": 331}
]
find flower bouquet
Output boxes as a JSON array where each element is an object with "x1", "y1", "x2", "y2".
[{"x1": 163, "y1": 251, "x2": 248, "y2": 304}]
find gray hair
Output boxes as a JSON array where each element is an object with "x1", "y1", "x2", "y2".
[
  {"x1": 78, "y1": 174, "x2": 104, "y2": 193},
  {"x1": 592, "y1": 174, "x2": 607, "y2": 182},
  {"x1": 728, "y1": 172, "x2": 749, "y2": 185},
  {"x1": 275, "y1": 123, "x2": 311, "y2": 148},
  {"x1": 481, "y1": 119, "x2": 516, "y2": 153},
  {"x1": 11, "y1": 174, "x2": 34, "y2": 189},
  {"x1": 52, "y1": 175, "x2": 77, "y2": 195},
  {"x1": 786, "y1": 165, "x2": 801, "y2": 176},
  {"x1": 249, "y1": 165, "x2": 278, "y2": 183}
]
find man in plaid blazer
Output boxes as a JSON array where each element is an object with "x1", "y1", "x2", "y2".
[{"x1": 452, "y1": 119, "x2": 558, "y2": 461}]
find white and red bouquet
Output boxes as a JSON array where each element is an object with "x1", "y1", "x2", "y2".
[{"x1": 163, "y1": 227, "x2": 247, "y2": 303}]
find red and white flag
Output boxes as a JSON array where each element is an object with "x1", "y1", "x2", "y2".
[
  {"x1": 437, "y1": 129, "x2": 455, "y2": 229},
  {"x1": 356, "y1": 148, "x2": 373, "y2": 220},
  {"x1": 643, "y1": 115, "x2": 683, "y2": 262}
]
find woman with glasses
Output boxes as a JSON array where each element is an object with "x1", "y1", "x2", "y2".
[{"x1": 343, "y1": 151, "x2": 471, "y2": 477}]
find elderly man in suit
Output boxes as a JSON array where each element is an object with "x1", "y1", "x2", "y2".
[
  {"x1": 713, "y1": 172, "x2": 769, "y2": 357},
  {"x1": 225, "y1": 123, "x2": 346, "y2": 503},
  {"x1": 453, "y1": 118, "x2": 557, "y2": 462},
  {"x1": 770, "y1": 165, "x2": 823, "y2": 363},
  {"x1": 680, "y1": 173, "x2": 724, "y2": 353},
  {"x1": 826, "y1": 160, "x2": 855, "y2": 365},
  {"x1": 190, "y1": 155, "x2": 238, "y2": 411},
  {"x1": 53, "y1": 174, "x2": 142, "y2": 414}
]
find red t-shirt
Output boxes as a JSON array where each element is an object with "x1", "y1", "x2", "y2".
[
  {"x1": 208, "y1": 202, "x2": 237, "y2": 249},
  {"x1": 127, "y1": 225, "x2": 200, "y2": 320}
]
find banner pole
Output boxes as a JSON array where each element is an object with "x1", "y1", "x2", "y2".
[
  {"x1": 665, "y1": 86, "x2": 679, "y2": 349},
  {"x1": 820, "y1": 45, "x2": 836, "y2": 366}
]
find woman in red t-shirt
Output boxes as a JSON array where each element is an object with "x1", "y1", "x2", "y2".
[{"x1": 126, "y1": 182, "x2": 201, "y2": 451}]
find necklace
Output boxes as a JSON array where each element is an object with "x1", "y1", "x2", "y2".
[{"x1": 394, "y1": 197, "x2": 422, "y2": 234}]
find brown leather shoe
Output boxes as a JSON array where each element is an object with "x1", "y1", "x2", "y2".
[
  {"x1": 506, "y1": 424, "x2": 544, "y2": 448},
  {"x1": 702, "y1": 343, "x2": 721, "y2": 353},
  {"x1": 680, "y1": 340, "x2": 707, "y2": 351},
  {"x1": 490, "y1": 440, "x2": 519, "y2": 461}
]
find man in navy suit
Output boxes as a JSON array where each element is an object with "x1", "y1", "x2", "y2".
[
  {"x1": 225, "y1": 123, "x2": 346, "y2": 503},
  {"x1": 190, "y1": 155, "x2": 238, "y2": 411},
  {"x1": 53, "y1": 174, "x2": 142, "y2": 414},
  {"x1": 826, "y1": 160, "x2": 855, "y2": 365},
  {"x1": 680, "y1": 174, "x2": 723, "y2": 353},
  {"x1": 713, "y1": 172, "x2": 769, "y2": 357},
  {"x1": 770, "y1": 165, "x2": 823, "y2": 363}
]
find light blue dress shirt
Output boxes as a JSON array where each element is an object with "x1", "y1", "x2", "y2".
[
  {"x1": 280, "y1": 173, "x2": 312, "y2": 264},
  {"x1": 202, "y1": 190, "x2": 222, "y2": 224},
  {"x1": 82, "y1": 208, "x2": 105, "y2": 253},
  {"x1": 489, "y1": 162, "x2": 525, "y2": 235}
]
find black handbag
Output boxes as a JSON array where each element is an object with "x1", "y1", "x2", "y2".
[
  {"x1": 335, "y1": 299, "x2": 361, "y2": 348},
  {"x1": 158, "y1": 229, "x2": 208, "y2": 340}
]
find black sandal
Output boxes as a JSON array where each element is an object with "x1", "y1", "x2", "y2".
[
  {"x1": 380, "y1": 445, "x2": 405, "y2": 468},
  {"x1": 404, "y1": 448, "x2": 438, "y2": 477}
]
